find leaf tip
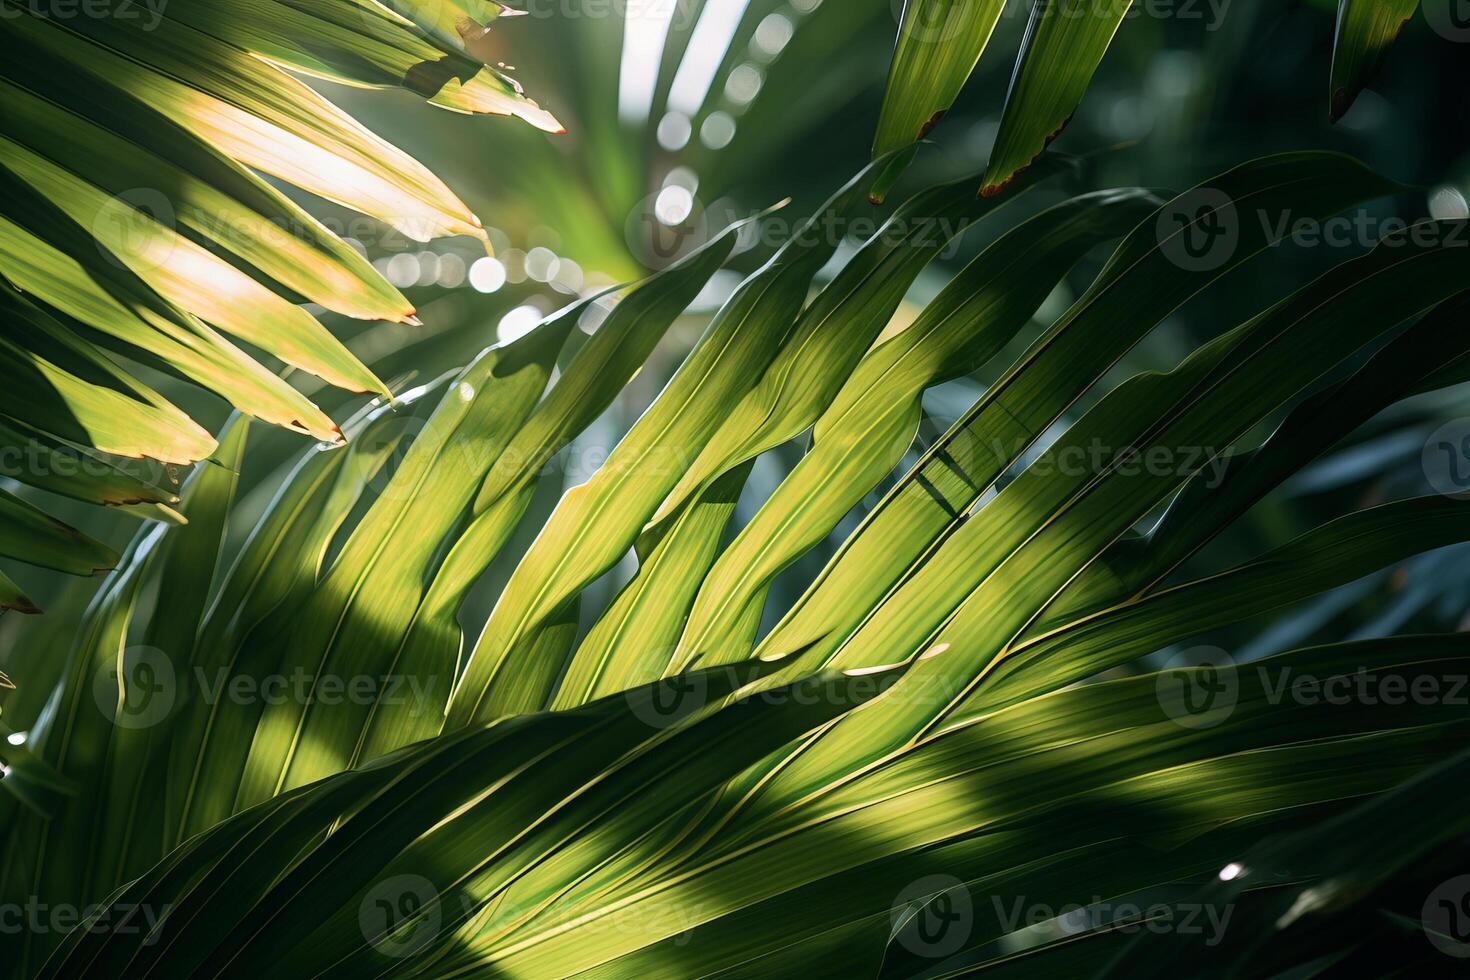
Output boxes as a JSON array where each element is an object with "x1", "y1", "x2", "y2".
[{"x1": 917, "y1": 110, "x2": 946, "y2": 141}]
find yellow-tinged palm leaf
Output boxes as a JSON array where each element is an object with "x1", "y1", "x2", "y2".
[
  {"x1": 0, "y1": 287, "x2": 216, "y2": 465},
  {"x1": 870, "y1": 0, "x2": 1010, "y2": 203},
  {"x1": 42, "y1": 637, "x2": 1470, "y2": 976},
  {"x1": 162, "y1": 0, "x2": 561, "y2": 129},
  {"x1": 53, "y1": 9, "x2": 487, "y2": 241},
  {"x1": 982, "y1": 0, "x2": 1133, "y2": 195},
  {"x1": 0, "y1": 189, "x2": 342, "y2": 442},
  {"x1": 0, "y1": 136, "x2": 389, "y2": 399},
  {"x1": 8, "y1": 155, "x2": 1470, "y2": 980},
  {"x1": 448, "y1": 158, "x2": 903, "y2": 724},
  {"x1": 664, "y1": 187, "x2": 1157, "y2": 673},
  {"x1": 0, "y1": 488, "x2": 117, "y2": 577},
  {"x1": 0, "y1": 568, "x2": 39, "y2": 614},
  {"x1": 1330, "y1": 0, "x2": 1422, "y2": 121},
  {"x1": 0, "y1": 0, "x2": 555, "y2": 590}
]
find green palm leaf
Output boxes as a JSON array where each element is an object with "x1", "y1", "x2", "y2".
[
  {"x1": 1330, "y1": 0, "x2": 1422, "y2": 121},
  {"x1": 870, "y1": 0, "x2": 1009, "y2": 203},
  {"x1": 874, "y1": 0, "x2": 1432, "y2": 194},
  {"x1": 4, "y1": 146, "x2": 1467, "y2": 979},
  {"x1": 982, "y1": 0, "x2": 1133, "y2": 195},
  {"x1": 0, "y1": 0, "x2": 554, "y2": 595}
]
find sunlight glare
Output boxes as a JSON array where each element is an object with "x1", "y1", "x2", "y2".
[
  {"x1": 668, "y1": 0, "x2": 753, "y2": 117},
  {"x1": 618, "y1": 2, "x2": 678, "y2": 123}
]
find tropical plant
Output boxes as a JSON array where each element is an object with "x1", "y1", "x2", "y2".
[
  {"x1": 0, "y1": 0, "x2": 556, "y2": 603},
  {"x1": 4, "y1": 143, "x2": 1469, "y2": 976},
  {"x1": 3, "y1": 1, "x2": 1469, "y2": 978},
  {"x1": 872, "y1": 0, "x2": 1430, "y2": 198}
]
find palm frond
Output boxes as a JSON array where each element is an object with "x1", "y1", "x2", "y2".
[
  {"x1": 0, "y1": 0, "x2": 555, "y2": 587},
  {"x1": 4, "y1": 145, "x2": 1468, "y2": 977},
  {"x1": 873, "y1": 0, "x2": 1435, "y2": 199}
]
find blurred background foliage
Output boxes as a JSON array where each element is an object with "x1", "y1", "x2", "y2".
[{"x1": 5, "y1": 0, "x2": 1470, "y2": 731}]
